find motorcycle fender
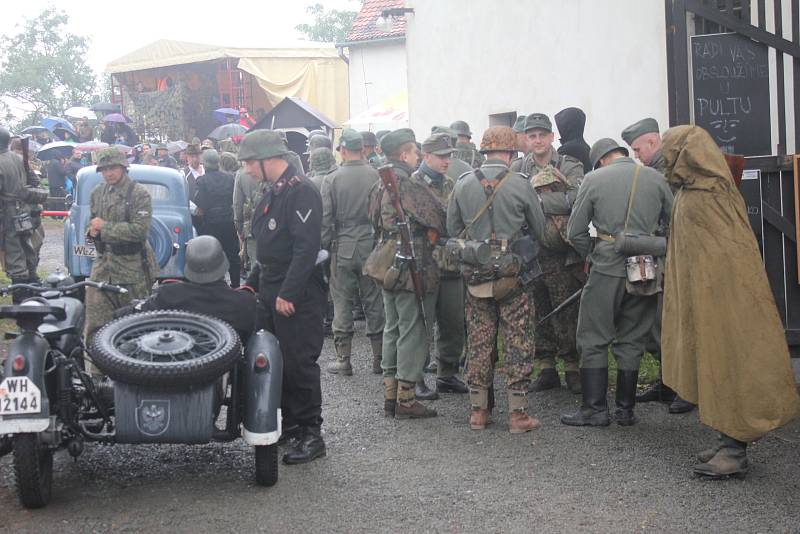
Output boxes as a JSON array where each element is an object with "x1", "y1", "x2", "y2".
[
  {"x1": 241, "y1": 330, "x2": 283, "y2": 446},
  {"x1": 2, "y1": 332, "x2": 51, "y2": 418}
]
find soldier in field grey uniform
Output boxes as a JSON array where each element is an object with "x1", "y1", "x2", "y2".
[
  {"x1": 621, "y1": 118, "x2": 694, "y2": 415},
  {"x1": 432, "y1": 126, "x2": 472, "y2": 183},
  {"x1": 322, "y1": 129, "x2": 385, "y2": 375},
  {"x1": 414, "y1": 133, "x2": 469, "y2": 395},
  {"x1": 308, "y1": 147, "x2": 338, "y2": 191},
  {"x1": 84, "y1": 148, "x2": 158, "y2": 352},
  {"x1": 561, "y1": 138, "x2": 672, "y2": 428},
  {"x1": 450, "y1": 120, "x2": 484, "y2": 169}
]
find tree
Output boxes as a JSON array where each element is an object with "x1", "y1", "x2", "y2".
[
  {"x1": 0, "y1": 7, "x2": 98, "y2": 127},
  {"x1": 295, "y1": 3, "x2": 358, "y2": 43}
]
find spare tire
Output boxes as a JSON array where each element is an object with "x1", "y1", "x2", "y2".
[
  {"x1": 148, "y1": 217, "x2": 173, "y2": 268},
  {"x1": 91, "y1": 310, "x2": 241, "y2": 388}
]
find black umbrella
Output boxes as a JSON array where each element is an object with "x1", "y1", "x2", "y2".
[{"x1": 208, "y1": 123, "x2": 247, "y2": 140}]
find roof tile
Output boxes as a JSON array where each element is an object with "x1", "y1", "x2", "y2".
[{"x1": 343, "y1": 0, "x2": 406, "y2": 43}]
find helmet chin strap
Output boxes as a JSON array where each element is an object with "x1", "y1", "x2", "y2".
[{"x1": 259, "y1": 160, "x2": 268, "y2": 183}]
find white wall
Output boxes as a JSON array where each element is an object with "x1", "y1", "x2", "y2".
[
  {"x1": 405, "y1": 0, "x2": 668, "y2": 149},
  {"x1": 348, "y1": 42, "x2": 408, "y2": 120}
]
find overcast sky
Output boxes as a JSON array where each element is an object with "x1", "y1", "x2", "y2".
[{"x1": 2, "y1": 0, "x2": 360, "y2": 74}]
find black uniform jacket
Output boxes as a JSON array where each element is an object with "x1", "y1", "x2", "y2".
[
  {"x1": 251, "y1": 164, "x2": 323, "y2": 302},
  {"x1": 138, "y1": 279, "x2": 256, "y2": 342}
]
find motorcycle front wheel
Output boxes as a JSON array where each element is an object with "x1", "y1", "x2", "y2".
[{"x1": 12, "y1": 433, "x2": 53, "y2": 508}]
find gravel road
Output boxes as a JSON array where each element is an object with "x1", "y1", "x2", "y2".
[{"x1": 1, "y1": 223, "x2": 799, "y2": 533}]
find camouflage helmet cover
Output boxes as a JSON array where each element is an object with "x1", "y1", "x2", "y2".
[
  {"x1": 238, "y1": 129, "x2": 289, "y2": 161},
  {"x1": 96, "y1": 147, "x2": 129, "y2": 170},
  {"x1": 310, "y1": 147, "x2": 337, "y2": 173},
  {"x1": 479, "y1": 126, "x2": 516, "y2": 154}
]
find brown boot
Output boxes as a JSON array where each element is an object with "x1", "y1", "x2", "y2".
[
  {"x1": 369, "y1": 335, "x2": 383, "y2": 375},
  {"x1": 395, "y1": 380, "x2": 437, "y2": 419},
  {"x1": 696, "y1": 434, "x2": 723, "y2": 463},
  {"x1": 327, "y1": 337, "x2": 353, "y2": 375},
  {"x1": 508, "y1": 390, "x2": 541, "y2": 434},
  {"x1": 564, "y1": 369, "x2": 582, "y2": 394},
  {"x1": 383, "y1": 377, "x2": 398, "y2": 418},
  {"x1": 694, "y1": 434, "x2": 749, "y2": 479},
  {"x1": 469, "y1": 386, "x2": 491, "y2": 430}
]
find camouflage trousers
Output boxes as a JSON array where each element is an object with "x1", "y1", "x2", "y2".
[
  {"x1": 464, "y1": 287, "x2": 535, "y2": 390},
  {"x1": 530, "y1": 265, "x2": 583, "y2": 371},
  {"x1": 84, "y1": 279, "x2": 151, "y2": 372}
]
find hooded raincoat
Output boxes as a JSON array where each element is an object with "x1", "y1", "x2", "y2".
[{"x1": 661, "y1": 125, "x2": 800, "y2": 442}]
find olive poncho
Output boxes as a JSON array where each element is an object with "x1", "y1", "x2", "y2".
[{"x1": 661, "y1": 125, "x2": 800, "y2": 442}]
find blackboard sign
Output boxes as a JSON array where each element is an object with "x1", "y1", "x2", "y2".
[{"x1": 691, "y1": 32, "x2": 771, "y2": 156}]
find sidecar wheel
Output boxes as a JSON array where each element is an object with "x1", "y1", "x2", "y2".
[
  {"x1": 255, "y1": 444, "x2": 278, "y2": 487},
  {"x1": 12, "y1": 434, "x2": 53, "y2": 509},
  {"x1": 92, "y1": 310, "x2": 241, "y2": 388}
]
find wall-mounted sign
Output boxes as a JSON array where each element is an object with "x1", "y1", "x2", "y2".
[{"x1": 691, "y1": 32, "x2": 771, "y2": 156}]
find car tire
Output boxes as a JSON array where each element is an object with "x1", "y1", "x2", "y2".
[
  {"x1": 255, "y1": 444, "x2": 278, "y2": 487},
  {"x1": 91, "y1": 310, "x2": 241, "y2": 388},
  {"x1": 13, "y1": 434, "x2": 53, "y2": 509}
]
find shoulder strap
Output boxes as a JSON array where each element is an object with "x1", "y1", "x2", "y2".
[
  {"x1": 623, "y1": 165, "x2": 642, "y2": 232},
  {"x1": 124, "y1": 180, "x2": 135, "y2": 223},
  {"x1": 458, "y1": 169, "x2": 511, "y2": 239}
]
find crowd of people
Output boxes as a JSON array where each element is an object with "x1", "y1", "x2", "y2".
[{"x1": 2, "y1": 103, "x2": 799, "y2": 479}]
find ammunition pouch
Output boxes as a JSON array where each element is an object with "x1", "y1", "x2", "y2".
[
  {"x1": 614, "y1": 233, "x2": 667, "y2": 257},
  {"x1": 12, "y1": 211, "x2": 34, "y2": 235}
]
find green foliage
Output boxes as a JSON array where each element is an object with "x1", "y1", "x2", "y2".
[
  {"x1": 0, "y1": 7, "x2": 98, "y2": 127},
  {"x1": 295, "y1": 3, "x2": 358, "y2": 43}
]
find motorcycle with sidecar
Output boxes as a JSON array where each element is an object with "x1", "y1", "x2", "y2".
[{"x1": 0, "y1": 270, "x2": 283, "y2": 509}]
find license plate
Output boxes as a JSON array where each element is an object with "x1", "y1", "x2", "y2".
[
  {"x1": 0, "y1": 377, "x2": 42, "y2": 415},
  {"x1": 73, "y1": 244, "x2": 96, "y2": 258}
]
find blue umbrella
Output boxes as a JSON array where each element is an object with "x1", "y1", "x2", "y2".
[
  {"x1": 213, "y1": 107, "x2": 240, "y2": 124},
  {"x1": 41, "y1": 116, "x2": 75, "y2": 132},
  {"x1": 208, "y1": 123, "x2": 247, "y2": 140},
  {"x1": 36, "y1": 141, "x2": 76, "y2": 161}
]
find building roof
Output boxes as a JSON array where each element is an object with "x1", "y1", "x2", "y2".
[
  {"x1": 106, "y1": 39, "x2": 340, "y2": 74},
  {"x1": 341, "y1": 0, "x2": 406, "y2": 44}
]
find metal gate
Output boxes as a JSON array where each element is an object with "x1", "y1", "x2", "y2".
[{"x1": 665, "y1": 0, "x2": 800, "y2": 352}]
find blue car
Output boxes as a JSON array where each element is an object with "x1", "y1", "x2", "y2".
[{"x1": 64, "y1": 164, "x2": 193, "y2": 281}]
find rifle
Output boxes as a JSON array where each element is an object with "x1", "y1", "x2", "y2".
[
  {"x1": 537, "y1": 287, "x2": 583, "y2": 326},
  {"x1": 378, "y1": 164, "x2": 428, "y2": 329}
]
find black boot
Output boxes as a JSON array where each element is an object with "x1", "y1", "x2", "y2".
[
  {"x1": 529, "y1": 367, "x2": 561, "y2": 392},
  {"x1": 636, "y1": 378, "x2": 676, "y2": 403},
  {"x1": 282, "y1": 426, "x2": 327, "y2": 465},
  {"x1": 560, "y1": 368, "x2": 610, "y2": 426},
  {"x1": 415, "y1": 380, "x2": 439, "y2": 401},
  {"x1": 436, "y1": 375, "x2": 468, "y2": 394},
  {"x1": 614, "y1": 369, "x2": 639, "y2": 426},
  {"x1": 668, "y1": 395, "x2": 696, "y2": 414}
]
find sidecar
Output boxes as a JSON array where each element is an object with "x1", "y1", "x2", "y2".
[{"x1": 90, "y1": 310, "x2": 283, "y2": 486}]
